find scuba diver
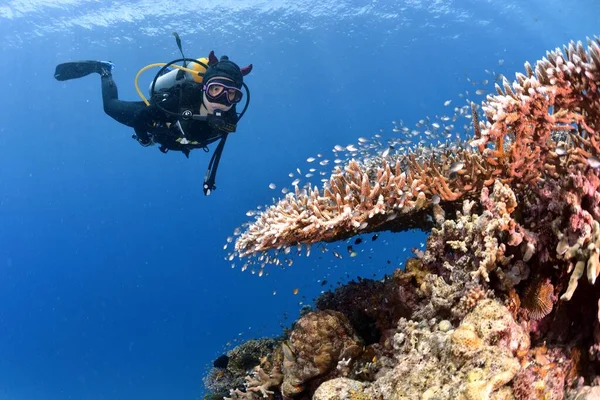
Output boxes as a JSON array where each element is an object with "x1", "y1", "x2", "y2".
[{"x1": 54, "y1": 33, "x2": 252, "y2": 196}]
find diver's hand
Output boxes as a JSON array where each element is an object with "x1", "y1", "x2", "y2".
[
  {"x1": 207, "y1": 112, "x2": 237, "y2": 133},
  {"x1": 203, "y1": 182, "x2": 215, "y2": 196},
  {"x1": 132, "y1": 131, "x2": 154, "y2": 147}
]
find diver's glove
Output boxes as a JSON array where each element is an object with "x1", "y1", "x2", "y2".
[
  {"x1": 206, "y1": 111, "x2": 237, "y2": 133},
  {"x1": 131, "y1": 105, "x2": 165, "y2": 146},
  {"x1": 203, "y1": 182, "x2": 215, "y2": 196},
  {"x1": 132, "y1": 131, "x2": 154, "y2": 146}
]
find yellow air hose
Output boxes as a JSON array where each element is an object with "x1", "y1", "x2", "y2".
[{"x1": 134, "y1": 63, "x2": 202, "y2": 106}]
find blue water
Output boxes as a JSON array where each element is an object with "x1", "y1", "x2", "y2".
[{"x1": 0, "y1": 1, "x2": 598, "y2": 399}]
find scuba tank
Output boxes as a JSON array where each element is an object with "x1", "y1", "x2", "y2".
[{"x1": 148, "y1": 57, "x2": 209, "y2": 95}]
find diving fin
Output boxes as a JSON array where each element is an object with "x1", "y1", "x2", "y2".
[{"x1": 54, "y1": 60, "x2": 114, "y2": 81}]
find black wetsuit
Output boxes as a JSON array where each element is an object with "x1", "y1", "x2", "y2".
[
  {"x1": 101, "y1": 74, "x2": 235, "y2": 151},
  {"x1": 100, "y1": 74, "x2": 238, "y2": 193}
]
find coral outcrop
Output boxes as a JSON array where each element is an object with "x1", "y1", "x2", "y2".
[{"x1": 205, "y1": 36, "x2": 600, "y2": 399}]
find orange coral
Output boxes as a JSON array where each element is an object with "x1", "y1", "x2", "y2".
[{"x1": 522, "y1": 279, "x2": 555, "y2": 320}]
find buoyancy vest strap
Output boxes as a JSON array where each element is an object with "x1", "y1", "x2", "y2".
[{"x1": 203, "y1": 134, "x2": 228, "y2": 196}]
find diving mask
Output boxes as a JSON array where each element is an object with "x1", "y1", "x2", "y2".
[{"x1": 204, "y1": 80, "x2": 243, "y2": 106}]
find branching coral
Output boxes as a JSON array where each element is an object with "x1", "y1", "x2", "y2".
[
  {"x1": 229, "y1": 37, "x2": 600, "y2": 292},
  {"x1": 225, "y1": 364, "x2": 283, "y2": 399}
]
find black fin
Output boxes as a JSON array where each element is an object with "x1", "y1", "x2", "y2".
[{"x1": 54, "y1": 61, "x2": 111, "y2": 81}]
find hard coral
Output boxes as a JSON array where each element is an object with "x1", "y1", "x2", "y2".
[
  {"x1": 282, "y1": 310, "x2": 363, "y2": 398},
  {"x1": 365, "y1": 299, "x2": 527, "y2": 400},
  {"x1": 315, "y1": 276, "x2": 412, "y2": 345}
]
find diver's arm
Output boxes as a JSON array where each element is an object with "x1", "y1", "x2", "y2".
[
  {"x1": 203, "y1": 133, "x2": 228, "y2": 196},
  {"x1": 131, "y1": 105, "x2": 162, "y2": 145}
]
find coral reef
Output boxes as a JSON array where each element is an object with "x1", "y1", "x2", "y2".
[
  {"x1": 204, "y1": 37, "x2": 600, "y2": 399},
  {"x1": 364, "y1": 299, "x2": 528, "y2": 399},
  {"x1": 203, "y1": 338, "x2": 281, "y2": 399}
]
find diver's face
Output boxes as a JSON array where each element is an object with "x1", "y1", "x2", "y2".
[{"x1": 203, "y1": 77, "x2": 240, "y2": 113}]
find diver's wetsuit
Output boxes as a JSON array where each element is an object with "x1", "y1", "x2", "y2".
[
  {"x1": 100, "y1": 74, "x2": 147, "y2": 128},
  {"x1": 99, "y1": 73, "x2": 235, "y2": 151}
]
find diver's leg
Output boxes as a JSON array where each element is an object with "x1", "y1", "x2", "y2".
[
  {"x1": 100, "y1": 74, "x2": 146, "y2": 127},
  {"x1": 101, "y1": 74, "x2": 153, "y2": 145}
]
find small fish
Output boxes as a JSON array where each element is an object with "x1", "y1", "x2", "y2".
[
  {"x1": 555, "y1": 146, "x2": 567, "y2": 156},
  {"x1": 306, "y1": 157, "x2": 316, "y2": 162},
  {"x1": 587, "y1": 156, "x2": 600, "y2": 168},
  {"x1": 333, "y1": 251, "x2": 342, "y2": 259},
  {"x1": 291, "y1": 178, "x2": 300, "y2": 186},
  {"x1": 443, "y1": 100, "x2": 452, "y2": 106},
  {"x1": 475, "y1": 89, "x2": 486, "y2": 95},
  {"x1": 354, "y1": 238, "x2": 363, "y2": 245},
  {"x1": 282, "y1": 341, "x2": 296, "y2": 362},
  {"x1": 213, "y1": 354, "x2": 230, "y2": 369},
  {"x1": 292, "y1": 288, "x2": 299, "y2": 295},
  {"x1": 269, "y1": 183, "x2": 276, "y2": 190},
  {"x1": 432, "y1": 194, "x2": 441, "y2": 205},
  {"x1": 372, "y1": 234, "x2": 379, "y2": 241},
  {"x1": 320, "y1": 280, "x2": 327, "y2": 286},
  {"x1": 382, "y1": 147, "x2": 390, "y2": 158},
  {"x1": 449, "y1": 161, "x2": 464, "y2": 173}
]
